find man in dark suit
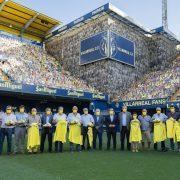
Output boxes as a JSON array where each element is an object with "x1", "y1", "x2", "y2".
[
  {"x1": 105, "y1": 108, "x2": 118, "y2": 150},
  {"x1": 40, "y1": 108, "x2": 53, "y2": 153},
  {"x1": 93, "y1": 109, "x2": 104, "y2": 150},
  {"x1": 119, "y1": 106, "x2": 132, "y2": 151},
  {"x1": 110, "y1": 95, "x2": 121, "y2": 115}
]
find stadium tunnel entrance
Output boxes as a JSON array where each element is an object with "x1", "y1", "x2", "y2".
[{"x1": 0, "y1": 92, "x2": 92, "y2": 114}]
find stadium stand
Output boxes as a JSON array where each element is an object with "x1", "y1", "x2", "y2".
[
  {"x1": 0, "y1": 33, "x2": 98, "y2": 93},
  {"x1": 0, "y1": 2, "x2": 179, "y2": 105},
  {"x1": 122, "y1": 55, "x2": 180, "y2": 100},
  {"x1": 170, "y1": 88, "x2": 180, "y2": 101},
  {"x1": 46, "y1": 4, "x2": 179, "y2": 101}
]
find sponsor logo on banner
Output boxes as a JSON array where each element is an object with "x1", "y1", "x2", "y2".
[
  {"x1": 92, "y1": 6, "x2": 105, "y2": 16},
  {"x1": 0, "y1": 82, "x2": 22, "y2": 90},
  {"x1": 0, "y1": 82, "x2": 108, "y2": 101},
  {"x1": 123, "y1": 98, "x2": 167, "y2": 107},
  {"x1": 92, "y1": 93, "x2": 106, "y2": 100},
  {"x1": 35, "y1": 86, "x2": 56, "y2": 95},
  {"x1": 67, "y1": 90, "x2": 85, "y2": 97}
]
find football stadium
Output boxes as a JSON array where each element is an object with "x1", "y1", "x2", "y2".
[{"x1": 0, "y1": 0, "x2": 179, "y2": 180}]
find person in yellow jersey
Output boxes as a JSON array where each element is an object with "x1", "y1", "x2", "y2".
[
  {"x1": 166, "y1": 105, "x2": 180, "y2": 151},
  {"x1": 53, "y1": 106, "x2": 67, "y2": 153},
  {"x1": 129, "y1": 112, "x2": 142, "y2": 152},
  {"x1": 152, "y1": 107, "x2": 168, "y2": 152},
  {"x1": 27, "y1": 108, "x2": 41, "y2": 154},
  {"x1": 67, "y1": 106, "x2": 82, "y2": 152}
]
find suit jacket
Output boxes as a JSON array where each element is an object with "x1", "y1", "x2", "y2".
[
  {"x1": 166, "y1": 112, "x2": 180, "y2": 121},
  {"x1": 41, "y1": 114, "x2": 53, "y2": 126},
  {"x1": 93, "y1": 115, "x2": 104, "y2": 133},
  {"x1": 119, "y1": 111, "x2": 132, "y2": 131},
  {"x1": 105, "y1": 115, "x2": 118, "y2": 132}
]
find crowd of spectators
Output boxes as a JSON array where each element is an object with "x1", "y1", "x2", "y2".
[
  {"x1": 46, "y1": 18, "x2": 109, "y2": 93},
  {"x1": 121, "y1": 56, "x2": 180, "y2": 100},
  {"x1": 0, "y1": 34, "x2": 97, "y2": 93},
  {"x1": 0, "y1": 16, "x2": 179, "y2": 101},
  {"x1": 46, "y1": 16, "x2": 179, "y2": 101},
  {"x1": 170, "y1": 88, "x2": 180, "y2": 101}
]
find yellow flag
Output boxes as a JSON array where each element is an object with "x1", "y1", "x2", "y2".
[
  {"x1": 27, "y1": 124, "x2": 40, "y2": 150},
  {"x1": 166, "y1": 118, "x2": 174, "y2": 138},
  {"x1": 153, "y1": 121, "x2": 166, "y2": 143},
  {"x1": 129, "y1": 120, "x2": 142, "y2": 143},
  {"x1": 53, "y1": 120, "x2": 67, "y2": 143},
  {"x1": 87, "y1": 126, "x2": 93, "y2": 147},
  {"x1": 69, "y1": 123, "x2": 82, "y2": 145},
  {"x1": 173, "y1": 121, "x2": 180, "y2": 142}
]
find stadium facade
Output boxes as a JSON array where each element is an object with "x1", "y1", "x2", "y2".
[
  {"x1": 46, "y1": 3, "x2": 179, "y2": 96},
  {"x1": 0, "y1": 2, "x2": 179, "y2": 114}
]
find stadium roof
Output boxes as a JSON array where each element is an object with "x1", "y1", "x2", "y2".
[
  {"x1": 47, "y1": 3, "x2": 151, "y2": 40},
  {"x1": 151, "y1": 26, "x2": 180, "y2": 44},
  {"x1": 47, "y1": 3, "x2": 179, "y2": 44},
  {"x1": 0, "y1": 0, "x2": 61, "y2": 42}
]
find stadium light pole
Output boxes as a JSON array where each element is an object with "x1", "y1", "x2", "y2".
[{"x1": 162, "y1": 0, "x2": 168, "y2": 29}]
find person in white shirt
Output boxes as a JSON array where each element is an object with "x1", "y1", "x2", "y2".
[
  {"x1": 0, "y1": 109, "x2": 4, "y2": 124},
  {"x1": 81, "y1": 108, "x2": 94, "y2": 150},
  {"x1": 0, "y1": 106, "x2": 16, "y2": 155},
  {"x1": 53, "y1": 107, "x2": 67, "y2": 152},
  {"x1": 14, "y1": 105, "x2": 28, "y2": 154},
  {"x1": 67, "y1": 106, "x2": 81, "y2": 152}
]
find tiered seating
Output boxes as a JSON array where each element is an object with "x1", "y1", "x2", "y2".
[
  {"x1": 122, "y1": 56, "x2": 180, "y2": 100},
  {"x1": 170, "y1": 88, "x2": 180, "y2": 101},
  {"x1": 0, "y1": 34, "x2": 98, "y2": 93}
]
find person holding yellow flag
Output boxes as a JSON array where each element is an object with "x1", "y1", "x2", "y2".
[
  {"x1": 152, "y1": 107, "x2": 168, "y2": 152},
  {"x1": 27, "y1": 108, "x2": 41, "y2": 154},
  {"x1": 166, "y1": 105, "x2": 180, "y2": 151},
  {"x1": 81, "y1": 108, "x2": 94, "y2": 151},
  {"x1": 53, "y1": 106, "x2": 67, "y2": 153},
  {"x1": 129, "y1": 112, "x2": 142, "y2": 152},
  {"x1": 67, "y1": 106, "x2": 82, "y2": 152},
  {"x1": 173, "y1": 118, "x2": 180, "y2": 152}
]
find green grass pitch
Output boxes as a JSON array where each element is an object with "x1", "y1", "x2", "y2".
[{"x1": 0, "y1": 134, "x2": 179, "y2": 180}]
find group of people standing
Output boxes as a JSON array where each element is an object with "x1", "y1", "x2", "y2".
[{"x1": 0, "y1": 104, "x2": 179, "y2": 155}]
